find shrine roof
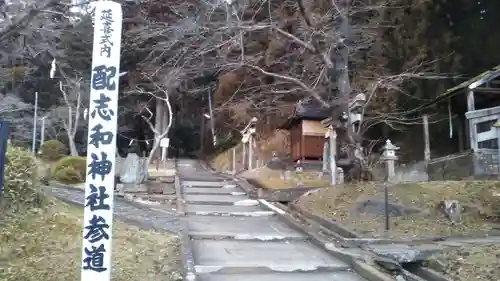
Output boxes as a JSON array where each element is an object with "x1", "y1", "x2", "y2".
[
  {"x1": 280, "y1": 98, "x2": 330, "y2": 129},
  {"x1": 415, "y1": 65, "x2": 500, "y2": 112}
]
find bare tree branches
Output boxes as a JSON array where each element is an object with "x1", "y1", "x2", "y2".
[{"x1": 0, "y1": 0, "x2": 59, "y2": 40}]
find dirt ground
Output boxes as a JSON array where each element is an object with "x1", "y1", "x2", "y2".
[
  {"x1": 429, "y1": 244, "x2": 500, "y2": 281},
  {"x1": 0, "y1": 198, "x2": 182, "y2": 281},
  {"x1": 242, "y1": 167, "x2": 330, "y2": 190},
  {"x1": 296, "y1": 181, "x2": 500, "y2": 239}
]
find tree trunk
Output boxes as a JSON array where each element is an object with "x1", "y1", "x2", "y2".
[
  {"x1": 154, "y1": 100, "x2": 164, "y2": 170},
  {"x1": 147, "y1": 95, "x2": 173, "y2": 168},
  {"x1": 68, "y1": 136, "x2": 78, "y2": 156},
  {"x1": 329, "y1": 2, "x2": 355, "y2": 151}
]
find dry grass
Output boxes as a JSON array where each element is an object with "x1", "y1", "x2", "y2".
[
  {"x1": 0, "y1": 198, "x2": 182, "y2": 281},
  {"x1": 297, "y1": 181, "x2": 500, "y2": 238},
  {"x1": 430, "y1": 244, "x2": 500, "y2": 281},
  {"x1": 212, "y1": 150, "x2": 232, "y2": 172},
  {"x1": 211, "y1": 130, "x2": 289, "y2": 173},
  {"x1": 243, "y1": 167, "x2": 330, "y2": 190}
]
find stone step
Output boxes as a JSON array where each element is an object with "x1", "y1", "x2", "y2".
[
  {"x1": 182, "y1": 180, "x2": 234, "y2": 187},
  {"x1": 190, "y1": 233, "x2": 299, "y2": 241},
  {"x1": 184, "y1": 187, "x2": 244, "y2": 195},
  {"x1": 186, "y1": 215, "x2": 304, "y2": 238},
  {"x1": 187, "y1": 210, "x2": 275, "y2": 217},
  {"x1": 184, "y1": 194, "x2": 248, "y2": 205},
  {"x1": 185, "y1": 204, "x2": 265, "y2": 215},
  {"x1": 192, "y1": 240, "x2": 350, "y2": 273},
  {"x1": 197, "y1": 271, "x2": 368, "y2": 281}
]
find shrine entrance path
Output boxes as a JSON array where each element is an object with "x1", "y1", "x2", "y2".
[{"x1": 176, "y1": 159, "x2": 368, "y2": 281}]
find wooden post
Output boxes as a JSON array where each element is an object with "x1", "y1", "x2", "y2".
[
  {"x1": 467, "y1": 90, "x2": 475, "y2": 151},
  {"x1": 322, "y1": 139, "x2": 328, "y2": 172},
  {"x1": 457, "y1": 117, "x2": 464, "y2": 151},
  {"x1": 328, "y1": 126, "x2": 336, "y2": 185},
  {"x1": 232, "y1": 147, "x2": 236, "y2": 175},
  {"x1": 423, "y1": 114, "x2": 430, "y2": 162},
  {"x1": 200, "y1": 113, "x2": 205, "y2": 155},
  {"x1": 467, "y1": 90, "x2": 475, "y2": 111},
  {"x1": 300, "y1": 124, "x2": 305, "y2": 162},
  {"x1": 248, "y1": 134, "x2": 253, "y2": 170},
  {"x1": 81, "y1": 3, "x2": 122, "y2": 281},
  {"x1": 242, "y1": 140, "x2": 246, "y2": 170}
]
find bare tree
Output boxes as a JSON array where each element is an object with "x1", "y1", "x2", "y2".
[
  {"x1": 125, "y1": 73, "x2": 178, "y2": 166},
  {"x1": 52, "y1": 73, "x2": 84, "y2": 156},
  {"x1": 143, "y1": 88, "x2": 173, "y2": 167},
  {"x1": 0, "y1": 93, "x2": 33, "y2": 144},
  {"x1": 188, "y1": 0, "x2": 449, "y2": 179}
]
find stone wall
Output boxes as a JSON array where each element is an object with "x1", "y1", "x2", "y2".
[
  {"x1": 474, "y1": 149, "x2": 500, "y2": 176},
  {"x1": 427, "y1": 150, "x2": 499, "y2": 180},
  {"x1": 369, "y1": 162, "x2": 429, "y2": 183},
  {"x1": 427, "y1": 152, "x2": 474, "y2": 180}
]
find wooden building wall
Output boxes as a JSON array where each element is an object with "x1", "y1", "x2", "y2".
[{"x1": 289, "y1": 120, "x2": 327, "y2": 161}]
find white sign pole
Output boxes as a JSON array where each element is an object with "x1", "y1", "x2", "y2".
[{"x1": 81, "y1": 2, "x2": 122, "y2": 281}]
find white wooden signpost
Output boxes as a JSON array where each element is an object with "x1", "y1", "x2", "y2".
[
  {"x1": 81, "y1": 2, "x2": 122, "y2": 281},
  {"x1": 160, "y1": 137, "x2": 170, "y2": 161}
]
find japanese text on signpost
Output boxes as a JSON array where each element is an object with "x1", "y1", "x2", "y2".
[{"x1": 81, "y1": 2, "x2": 122, "y2": 281}]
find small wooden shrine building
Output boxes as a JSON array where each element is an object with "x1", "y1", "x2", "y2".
[{"x1": 281, "y1": 99, "x2": 330, "y2": 161}]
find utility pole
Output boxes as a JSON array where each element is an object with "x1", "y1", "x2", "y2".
[
  {"x1": 207, "y1": 89, "x2": 216, "y2": 147},
  {"x1": 200, "y1": 112, "x2": 205, "y2": 155},
  {"x1": 31, "y1": 91, "x2": 38, "y2": 154}
]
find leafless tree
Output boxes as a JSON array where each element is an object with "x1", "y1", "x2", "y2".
[
  {"x1": 49, "y1": 67, "x2": 87, "y2": 156},
  {"x1": 0, "y1": 93, "x2": 33, "y2": 144},
  {"x1": 125, "y1": 68, "x2": 180, "y2": 166}
]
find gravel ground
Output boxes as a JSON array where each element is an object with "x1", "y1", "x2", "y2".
[
  {"x1": 429, "y1": 244, "x2": 500, "y2": 281},
  {"x1": 296, "y1": 181, "x2": 500, "y2": 239},
  {"x1": 44, "y1": 185, "x2": 182, "y2": 233}
]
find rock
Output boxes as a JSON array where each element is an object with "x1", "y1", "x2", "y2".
[
  {"x1": 337, "y1": 167, "x2": 344, "y2": 184},
  {"x1": 159, "y1": 176, "x2": 175, "y2": 184},
  {"x1": 366, "y1": 244, "x2": 440, "y2": 264},
  {"x1": 40, "y1": 167, "x2": 51, "y2": 185},
  {"x1": 118, "y1": 183, "x2": 147, "y2": 193},
  {"x1": 119, "y1": 153, "x2": 146, "y2": 184},
  {"x1": 284, "y1": 170, "x2": 292, "y2": 181},
  {"x1": 267, "y1": 156, "x2": 287, "y2": 170},
  {"x1": 438, "y1": 200, "x2": 461, "y2": 223}
]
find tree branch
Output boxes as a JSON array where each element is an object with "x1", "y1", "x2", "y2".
[{"x1": 243, "y1": 64, "x2": 329, "y2": 107}]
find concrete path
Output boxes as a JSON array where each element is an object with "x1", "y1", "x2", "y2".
[
  {"x1": 44, "y1": 185, "x2": 182, "y2": 233},
  {"x1": 177, "y1": 159, "x2": 369, "y2": 281}
]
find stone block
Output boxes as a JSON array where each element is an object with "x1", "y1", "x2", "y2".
[
  {"x1": 117, "y1": 183, "x2": 147, "y2": 193},
  {"x1": 147, "y1": 182, "x2": 164, "y2": 194}
]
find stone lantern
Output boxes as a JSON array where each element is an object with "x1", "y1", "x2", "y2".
[{"x1": 381, "y1": 139, "x2": 399, "y2": 181}]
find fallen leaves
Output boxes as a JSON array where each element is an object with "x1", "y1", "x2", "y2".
[
  {"x1": 431, "y1": 244, "x2": 500, "y2": 281},
  {"x1": 296, "y1": 181, "x2": 500, "y2": 239}
]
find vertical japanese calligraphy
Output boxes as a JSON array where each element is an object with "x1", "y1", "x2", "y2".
[{"x1": 81, "y1": 2, "x2": 122, "y2": 281}]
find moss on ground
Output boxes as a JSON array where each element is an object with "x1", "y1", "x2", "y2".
[
  {"x1": 296, "y1": 181, "x2": 500, "y2": 238},
  {"x1": 0, "y1": 198, "x2": 182, "y2": 281}
]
